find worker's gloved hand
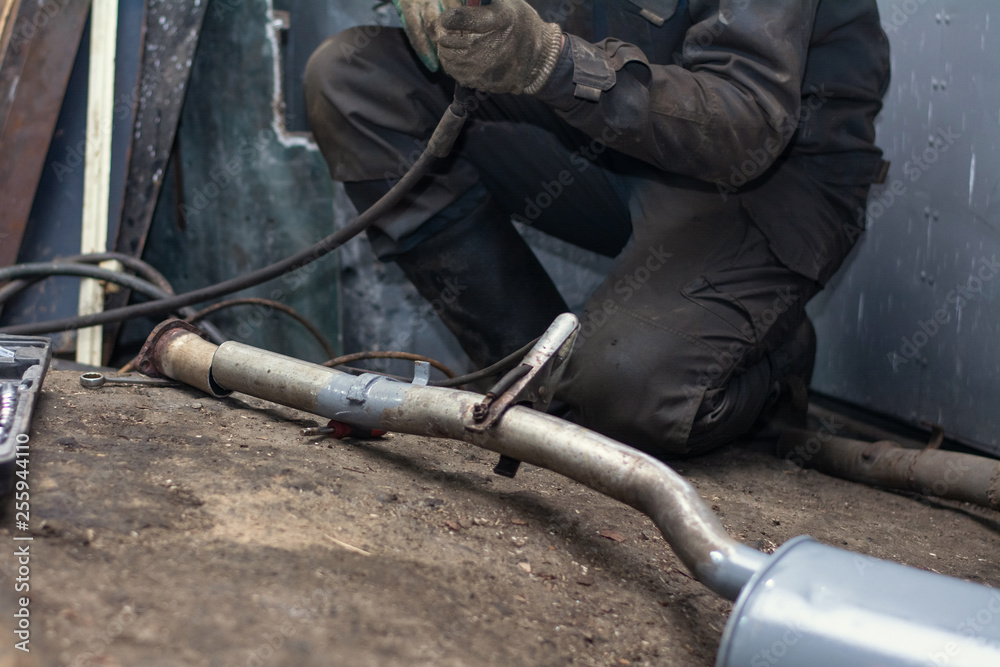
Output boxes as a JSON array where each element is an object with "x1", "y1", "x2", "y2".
[
  {"x1": 392, "y1": 0, "x2": 464, "y2": 72},
  {"x1": 433, "y1": 0, "x2": 564, "y2": 95}
]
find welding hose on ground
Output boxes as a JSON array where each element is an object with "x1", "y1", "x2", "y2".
[{"x1": 0, "y1": 88, "x2": 477, "y2": 337}]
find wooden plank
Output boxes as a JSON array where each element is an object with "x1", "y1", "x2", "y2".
[
  {"x1": 0, "y1": 0, "x2": 20, "y2": 58},
  {"x1": 76, "y1": 0, "x2": 119, "y2": 365},
  {"x1": 0, "y1": 0, "x2": 91, "y2": 269}
]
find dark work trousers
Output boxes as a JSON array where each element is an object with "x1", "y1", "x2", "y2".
[{"x1": 305, "y1": 27, "x2": 838, "y2": 457}]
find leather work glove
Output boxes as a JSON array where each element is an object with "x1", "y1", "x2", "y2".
[
  {"x1": 433, "y1": 0, "x2": 564, "y2": 95},
  {"x1": 392, "y1": 0, "x2": 464, "y2": 71}
]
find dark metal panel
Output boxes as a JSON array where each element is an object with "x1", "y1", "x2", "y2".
[
  {"x1": 103, "y1": 0, "x2": 208, "y2": 361},
  {"x1": 0, "y1": 1, "x2": 150, "y2": 352},
  {"x1": 111, "y1": 0, "x2": 208, "y2": 260},
  {"x1": 0, "y1": 0, "x2": 90, "y2": 270},
  {"x1": 138, "y1": 0, "x2": 339, "y2": 363},
  {"x1": 810, "y1": 0, "x2": 1000, "y2": 454}
]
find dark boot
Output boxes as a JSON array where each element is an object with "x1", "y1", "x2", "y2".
[
  {"x1": 687, "y1": 316, "x2": 816, "y2": 450},
  {"x1": 392, "y1": 196, "x2": 569, "y2": 368},
  {"x1": 758, "y1": 316, "x2": 817, "y2": 431}
]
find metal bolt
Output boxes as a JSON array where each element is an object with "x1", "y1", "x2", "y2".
[{"x1": 473, "y1": 402, "x2": 490, "y2": 422}]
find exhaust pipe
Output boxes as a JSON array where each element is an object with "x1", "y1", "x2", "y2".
[{"x1": 138, "y1": 317, "x2": 1000, "y2": 666}]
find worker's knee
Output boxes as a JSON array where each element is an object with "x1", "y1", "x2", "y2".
[
  {"x1": 559, "y1": 321, "x2": 701, "y2": 457},
  {"x1": 305, "y1": 31, "x2": 363, "y2": 148},
  {"x1": 560, "y1": 313, "x2": 770, "y2": 458},
  {"x1": 304, "y1": 27, "x2": 387, "y2": 106},
  {"x1": 563, "y1": 355, "x2": 768, "y2": 458},
  {"x1": 305, "y1": 27, "x2": 450, "y2": 182}
]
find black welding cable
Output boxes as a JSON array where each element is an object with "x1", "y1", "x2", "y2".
[
  {"x1": 0, "y1": 263, "x2": 197, "y2": 308},
  {"x1": 324, "y1": 350, "x2": 458, "y2": 378},
  {"x1": 0, "y1": 90, "x2": 474, "y2": 337},
  {"x1": 0, "y1": 260, "x2": 228, "y2": 345},
  {"x1": 322, "y1": 336, "x2": 541, "y2": 391},
  {"x1": 0, "y1": 251, "x2": 176, "y2": 305},
  {"x1": 430, "y1": 337, "x2": 540, "y2": 388},
  {"x1": 0, "y1": 252, "x2": 228, "y2": 345}
]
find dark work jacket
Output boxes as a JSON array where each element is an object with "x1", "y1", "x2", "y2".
[{"x1": 531, "y1": 0, "x2": 892, "y2": 283}]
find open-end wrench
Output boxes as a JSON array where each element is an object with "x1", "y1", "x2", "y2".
[{"x1": 80, "y1": 372, "x2": 179, "y2": 389}]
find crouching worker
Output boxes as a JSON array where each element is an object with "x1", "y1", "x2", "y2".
[{"x1": 304, "y1": 0, "x2": 890, "y2": 457}]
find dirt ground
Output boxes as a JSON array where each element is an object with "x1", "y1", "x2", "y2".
[{"x1": 1, "y1": 370, "x2": 998, "y2": 666}]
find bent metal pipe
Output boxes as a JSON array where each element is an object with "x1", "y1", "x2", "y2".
[{"x1": 139, "y1": 316, "x2": 766, "y2": 601}]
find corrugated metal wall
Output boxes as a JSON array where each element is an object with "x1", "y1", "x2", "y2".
[{"x1": 809, "y1": 0, "x2": 1000, "y2": 455}]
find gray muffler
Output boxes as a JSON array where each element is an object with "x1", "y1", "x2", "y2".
[{"x1": 717, "y1": 536, "x2": 1000, "y2": 667}]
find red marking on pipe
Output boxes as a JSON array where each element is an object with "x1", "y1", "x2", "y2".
[{"x1": 326, "y1": 420, "x2": 388, "y2": 440}]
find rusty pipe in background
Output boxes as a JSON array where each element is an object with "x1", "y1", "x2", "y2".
[{"x1": 778, "y1": 428, "x2": 1000, "y2": 511}]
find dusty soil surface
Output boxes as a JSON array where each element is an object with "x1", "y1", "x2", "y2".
[{"x1": 1, "y1": 371, "x2": 998, "y2": 666}]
